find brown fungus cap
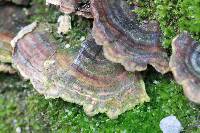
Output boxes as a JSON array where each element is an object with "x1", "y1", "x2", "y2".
[
  {"x1": 0, "y1": 33, "x2": 13, "y2": 63},
  {"x1": 0, "y1": 33, "x2": 14, "y2": 74},
  {"x1": 91, "y1": 0, "x2": 169, "y2": 74},
  {"x1": 12, "y1": 22, "x2": 150, "y2": 119},
  {"x1": 170, "y1": 32, "x2": 200, "y2": 104},
  {"x1": 0, "y1": 5, "x2": 28, "y2": 73}
]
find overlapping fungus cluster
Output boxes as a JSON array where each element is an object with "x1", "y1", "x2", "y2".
[{"x1": 0, "y1": 0, "x2": 199, "y2": 119}]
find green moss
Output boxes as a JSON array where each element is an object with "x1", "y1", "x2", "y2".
[
  {"x1": 28, "y1": 0, "x2": 61, "y2": 23},
  {"x1": 29, "y1": 0, "x2": 91, "y2": 55},
  {"x1": 0, "y1": 74, "x2": 39, "y2": 132},
  {"x1": 53, "y1": 15, "x2": 92, "y2": 55}
]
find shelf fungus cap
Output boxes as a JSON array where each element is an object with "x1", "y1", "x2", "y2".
[
  {"x1": 12, "y1": 22, "x2": 150, "y2": 119},
  {"x1": 0, "y1": 33, "x2": 13, "y2": 63},
  {"x1": 0, "y1": 5, "x2": 28, "y2": 73},
  {"x1": 91, "y1": 0, "x2": 169, "y2": 74},
  {"x1": 0, "y1": 33, "x2": 16, "y2": 74},
  {"x1": 170, "y1": 32, "x2": 200, "y2": 103},
  {"x1": 0, "y1": 5, "x2": 29, "y2": 63}
]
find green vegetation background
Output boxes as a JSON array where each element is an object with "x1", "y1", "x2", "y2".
[{"x1": 0, "y1": 0, "x2": 200, "y2": 132}]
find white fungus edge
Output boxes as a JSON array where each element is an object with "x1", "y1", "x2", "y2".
[{"x1": 11, "y1": 22, "x2": 38, "y2": 48}]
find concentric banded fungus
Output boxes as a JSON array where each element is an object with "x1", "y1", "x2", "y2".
[
  {"x1": 12, "y1": 22, "x2": 150, "y2": 119},
  {"x1": 91, "y1": 0, "x2": 169, "y2": 74},
  {"x1": 0, "y1": 5, "x2": 28, "y2": 56},
  {"x1": 47, "y1": 0, "x2": 92, "y2": 18},
  {"x1": 0, "y1": 5, "x2": 28, "y2": 73},
  {"x1": 0, "y1": 33, "x2": 16, "y2": 73},
  {"x1": 170, "y1": 32, "x2": 200, "y2": 103},
  {"x1": 0, "y1": 33, "x2": 13, "y2": 63}
]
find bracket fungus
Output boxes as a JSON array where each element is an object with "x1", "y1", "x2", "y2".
[
  {"x1": 0, "y1": 33, "x2": 13, "y2": 63},
  {"x1": 12, "y1": 22, "x2": 150, "y2": 119},
  {"x1": 0, "y1": 33, "x2": 16, "y2": 73},
  {"x1": 47, "y1": 0, "x2": 92, "y2": 18},
  {"x1": 170, "y1": 32, "x2": 200, "y2": 104},
  {"x1": 0, "y1": 5, "x2": 28, "y2": 73},
  {"x1": 91, "y1": 0, "x2": 169, "y2": 74}
]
